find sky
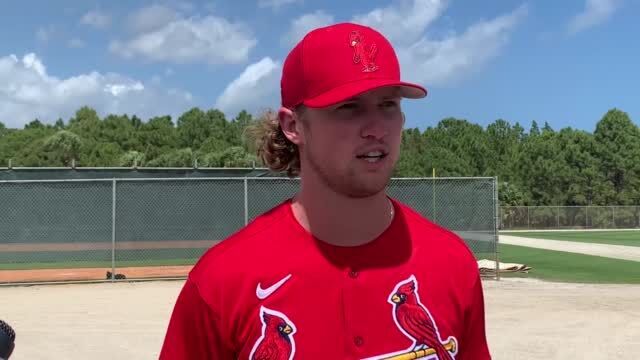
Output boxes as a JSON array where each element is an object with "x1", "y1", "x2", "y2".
[{"x1": 0, "y1": 0, "x2": 638, "y2": 133}]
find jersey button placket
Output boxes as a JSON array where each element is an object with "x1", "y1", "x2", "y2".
[
  {"x1": 353, "y1": 336, "x2": 364, "y2": 347},
  {"x1": 345, "y1": 268, "x2": 366, "y2": 357}
]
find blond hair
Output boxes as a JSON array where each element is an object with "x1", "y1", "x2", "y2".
[{"x1": 244, "y1": 109, "x2": 301, "y2": 177}]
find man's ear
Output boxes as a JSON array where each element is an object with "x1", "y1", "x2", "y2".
[{"x1": 278, "y1": 107, "x2": 304, "y2": 145}]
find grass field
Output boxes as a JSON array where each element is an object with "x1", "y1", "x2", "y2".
[
  {"x1": 500, "y1": 230, "x2": 640, "y2": 247},
  {"x1": 494, "y1": 243, "x2": 640, "y2": 284}
]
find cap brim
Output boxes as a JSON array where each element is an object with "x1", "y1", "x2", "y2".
[{"x1": 302, "y1": 79, "x2": 427, "y2": 108}]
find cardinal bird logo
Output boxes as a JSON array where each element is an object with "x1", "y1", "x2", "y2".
[
  {"x1": 387, "y1": 275, "x2": 458, "y2": 360},
  {"x1": 249, "y1": 306, "x2": 297, "y2": 360},
  {"x1": 349, "y1": 30, "x2": 379, "y2": 73}
]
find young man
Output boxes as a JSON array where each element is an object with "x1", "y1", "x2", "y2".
[{"x1": 160, "y1": 22, "x2": 491, "y2": 360}]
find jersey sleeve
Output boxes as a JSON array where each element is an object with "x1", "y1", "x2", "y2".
[
  {"x1": 159, "y1": 278, "x2": 234, "y2": 359},
  {"x1": 458, "y1": 270, "x2": 492, "y2": 360}
]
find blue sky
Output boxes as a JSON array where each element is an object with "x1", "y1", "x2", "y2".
[{"x1": 0, "y1": 0, "x2": 637, "y2": 133}]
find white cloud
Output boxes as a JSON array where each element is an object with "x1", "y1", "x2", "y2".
[
  {"x1": 352, "y1": 0, "x2": 448, "y2": 45},
  {"x1": 398, "y1": 4, "x2": 528, "y2": 86},
  {"x1": 80, "y1": 10, "x2": 111, "y2": 29},
  {"x1": 0, "y1": 53, "x2": 194, "y2": 128},
  {"x1": 281, "y1": 10, "x2": 335, "y2": 46},
  {"x1": 36, "y1": 26, "x2": 55, "y2": 43},
  {"x1": 568, "y1": 0, "x2": 619, "y2": 34},
  {"x1": 68, "y1": 38, "x2": 86, "y2": 48},
  {"x1": 217, "y1": 1, "x2": 526, "y2": 115},
  {"x1": 215, "y1": 57, "x2": 281, "y2": 117},
  {"x1": 127, "y1": 4, "x2": 181, "y2": 33},
  {"x1": 258, "y1": 0, "x2": 301, "y2": 10},
  {"x1": 111, "y1": 6, "x2": 257, "y2": 65}
]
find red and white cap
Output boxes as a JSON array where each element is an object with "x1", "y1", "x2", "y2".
[{"x1": 280, "y1": 22, "x2": 427, "y2": 109}]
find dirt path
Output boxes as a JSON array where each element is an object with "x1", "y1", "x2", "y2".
[
  {"x1": 1, "y1": 279, "x2": 638, "y2": 359},
  {"x1": 483, "y1": 278, "x2": 640, "y2": 359},
  {"x1": 499, "y1": 235, "x2": 640, "y2": 262}
]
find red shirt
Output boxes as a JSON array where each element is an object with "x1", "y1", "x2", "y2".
[{"x1": 160, "y1": 197, "x2": 491, "y2": 359}]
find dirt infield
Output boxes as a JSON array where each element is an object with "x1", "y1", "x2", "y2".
[
  {"x1": 1, "y1": 278, "x2": 638, "y2": 359},
  {"x1": 0, "y1": 265, "x2": 193, "y2": 283}
]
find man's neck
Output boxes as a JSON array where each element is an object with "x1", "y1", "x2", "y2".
[{"x1": 290, "y1": 179, "x2": 394, "y2": 247}]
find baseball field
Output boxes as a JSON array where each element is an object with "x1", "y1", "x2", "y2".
[{"x1": 1, "y1": 229, "x2": 639, "y2": 359}]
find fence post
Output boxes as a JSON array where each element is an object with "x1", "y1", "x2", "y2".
[
  {"x1": 557, "y1": 206, "x2": 560, "y2": 229},
  {"x1": 111, "y1": 178, "x2": 116, "y2": 282},
  {"x1": 585, "y1": 206, "x2": 588, "y2": 229},
  {"x1": 244, "y1": 178, "x2": 249, "y2": 225},
  {"x1": 527, "y1": 206, "x2": 530, "y2": 229},
  {"x1": 494, "y1": 177, "x2": 500, "y2": 281},
  {"x1": 432, "y1": 169, "x2": 436, "y2": 223},
  {"x1": 612, "y1": 206, "x2": 616, "y2": 228}
]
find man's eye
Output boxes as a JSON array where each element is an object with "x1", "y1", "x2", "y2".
[
  {"x1": 337, "y1": 102, "x2": 358, "y2": 110},
  {"x1": 382, "y1": 101, "x2": 398, "y2": 108}
]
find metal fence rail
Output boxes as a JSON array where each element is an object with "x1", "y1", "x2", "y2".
[
  {"x1": 0, "y1": 177, "x2": 498, "y2": 284},
  {"x1": 500, "y1": 206, "x2": 640, "y2": 230}
]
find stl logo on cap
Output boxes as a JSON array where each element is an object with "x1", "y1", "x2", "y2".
[{"x1": 350, "y1": 30, "x2": 379, "y2": 73}]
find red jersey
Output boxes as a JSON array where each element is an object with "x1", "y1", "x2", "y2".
[{"x1": 160, "y1": 197, "x2": 491, "y2": 359}]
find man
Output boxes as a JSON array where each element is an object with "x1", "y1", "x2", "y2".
[
  {"x1": 160, "y1": 22, "x2": 491, "y2": 360},
  {"x1": 0, "y1": 320, "x2": 15, "y2": 360}
]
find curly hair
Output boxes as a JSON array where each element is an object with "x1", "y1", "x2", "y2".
[{"x1": 244, "y1": 109, "x2": 302, "y2": 177}]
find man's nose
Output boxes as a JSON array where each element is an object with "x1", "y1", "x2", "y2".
[{"x1": 360, "y1": 109, "x2": 390, "y2": 140}]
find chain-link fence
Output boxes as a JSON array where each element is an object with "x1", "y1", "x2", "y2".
[
  {"x1": 500, "y1": 206, "x2": 640, "y2": 230},
  {"x1": 0, "y1": 177, "x2": 498, "y2": 284}
]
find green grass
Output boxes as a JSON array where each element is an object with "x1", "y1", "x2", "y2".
[
  {"x1": 485, "y1": 243, "x2": 640, "y2": 284},
  {"x1": 500, "y1": 230, "x2": 640, "y2": 247}
]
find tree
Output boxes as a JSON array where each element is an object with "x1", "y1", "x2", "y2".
[
  {"x1": 486, "y1": 119, "x2": 523, "y2": 180},
  {"x1": 177, "y1": 108, "x2": 209, "y2": 149},
  {"x1": 146, "y1": 148, "x2": 194, "y2": 167},
  {"x1": 101, "y1": 114, "x2": 139, "y2": 151},
  {"x1": 422, "y1": 118, "x2": 488, "y2": 175},
  {"x1": 593, "y1": 109, "x2": 640, "y2": 204},
  {"x1": 54, "y1": 118, "x2": 65, "y2": 130},
  {"x1": 499, "y1": 181, "x2": 526, "y2": 206},
  {"x1": 119, "y1": 151, "x2": 146, "y2": 167},
  {"x1": 138, "y1": 115, "x2": 178, "y2": 160},
  {"x1": 529, "y1": 120, "x2": 540, "y2": 137},
  {"x1": 68, "y1": 106, "x2": 101, "y2": 141},
  {"x1": 514, "y1": 130, "x2": 571, "y2": 205},
  {"x1": 25, "y1": 119, "x2": 45, "y2": 130},
  {"x1": 0, "y1": 105, "x2": 637, "y2": 207},
  {"x1": 200, "y1": 146, "x2": 256, "y2": 167},
  {"x1": 230, "y1": 110, "x2": 253, "y2": 147},
  {"x1": 43, "y1": 130, "x2": 83, "y2": 166},
  {"x1": 81, "y1": 141, "x2": 123, "y2": 166}
]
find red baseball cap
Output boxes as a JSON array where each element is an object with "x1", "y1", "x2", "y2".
[{"x1": 281, "y1": 22, "x2": 427, "y2": 109}]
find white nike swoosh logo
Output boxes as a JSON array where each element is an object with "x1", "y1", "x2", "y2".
[{"x1": 256, "y1": 274, "x2": 292, "y2": 300}]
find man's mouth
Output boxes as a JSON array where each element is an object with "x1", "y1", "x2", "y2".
[{"x1": 356, "y1": 151, "x2": 388, "y2": 163}]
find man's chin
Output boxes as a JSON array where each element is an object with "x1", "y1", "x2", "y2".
[{"x1": 341, "y1": 176, "x2": 392, "y2": 198}]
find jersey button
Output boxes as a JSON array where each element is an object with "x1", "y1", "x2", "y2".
[
  {"x1": 349, "y1": 270, "x2": 359, "y2": 278},
  {"x1": 354, "y1": 336, "x2": 364, "y2": 347}
]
